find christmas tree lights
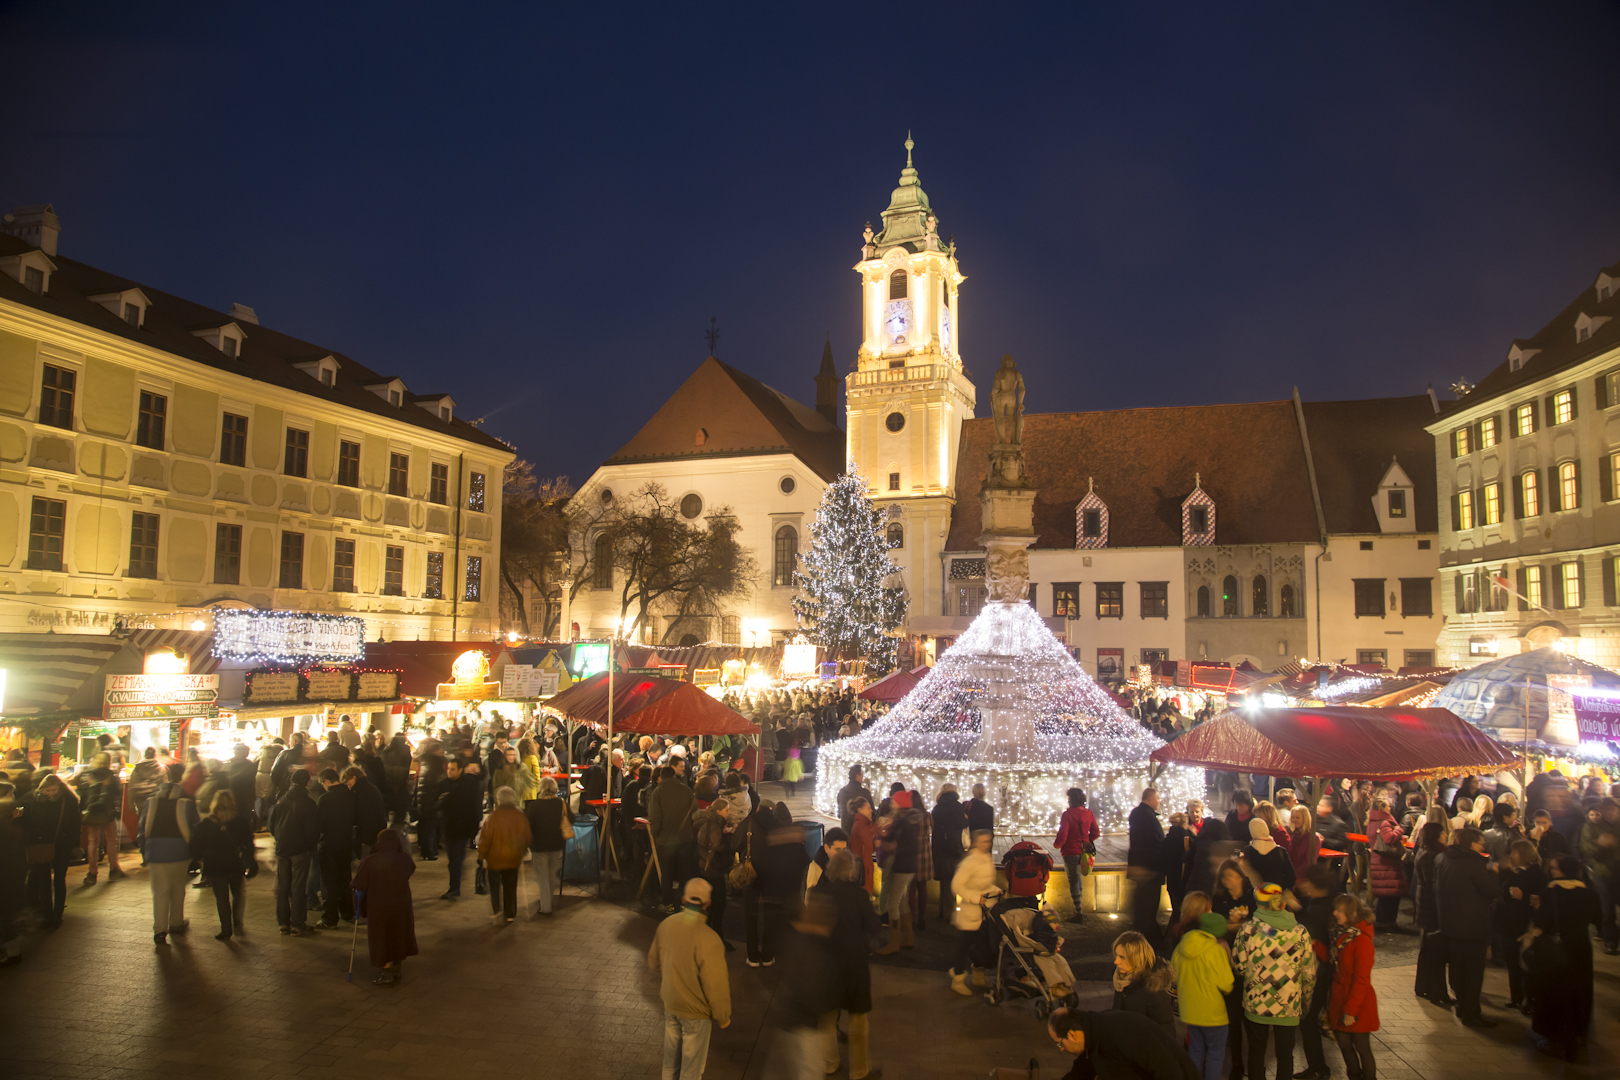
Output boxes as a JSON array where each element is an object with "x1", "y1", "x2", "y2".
[
  {"x1": 792, "y1": 472, "x2": 907, "y2": 674},
  {"x1": 817, "y1": 600, "x2": 1205, "y2": 834}
]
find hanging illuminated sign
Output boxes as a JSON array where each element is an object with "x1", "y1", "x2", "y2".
[
  {"x1": 573, "y1": 642, "x2": 611, "y2": 678},
  {"x1": 436, "y1": 649, "x2": 502, "y2": 701},
  {"x1": 781, "y1": 636, "x2": 818, "y2": 679},
  {"x1": 213, "y1": 609, "x2": 365, "y2": 665},
  {"x1": 104, "y1": 673, "x2": 220, "y2": 720}
]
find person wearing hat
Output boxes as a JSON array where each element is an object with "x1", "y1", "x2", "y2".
[
  {"x1": 1239, "y1": 816, "x2": 1296, "y2": 891},
  {"x1": 1172, "y1": 911, "x2": 1236, "y2": 1080},
  {"x1": 649, "y1": 877, "x2": 731, "y2": 1079},
  {"x1": 1232, "y1": 882, "x2": 1316, "y2": 1080}
]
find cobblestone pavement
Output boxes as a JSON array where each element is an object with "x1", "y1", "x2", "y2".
[{"x1": 1, "y1": 786, "x2": 1615, "y2": 1079}]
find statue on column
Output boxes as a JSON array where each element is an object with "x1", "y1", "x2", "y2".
[{"x1": 985, "y1": 354, "x2": 1031, "y2": 489}]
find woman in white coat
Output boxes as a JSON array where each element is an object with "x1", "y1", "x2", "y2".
[{"x1": 948, "y1": 830, "x2": 999, "y2": 995}]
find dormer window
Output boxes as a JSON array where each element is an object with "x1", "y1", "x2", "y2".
[
  {"x1": 1181, "y1": 481, "x2": 1215, "y2": 546},
  {"x1": 1388, "y1": 489, "x2": 1406, "y2": 517},
  {"x1": 1507, "y1": 343, "x2": 1539, "y2": 372},
  {"x1": 24, "y1": 267, "x2": 42, "y2": 293},
  {"x1": 365, "y1": 378, "x2": 408, "y2": 407},
  {"x1": 1375, "y1": 459, "x2": 1417, "y2": 533},
  {"x1": 1596, "y1": 271, "x2": 1617, "y2": 302},
  {"x1": 1, "y1": 248, "x2": 56, "y2": 295},
  {"x1": 292, "y1": 355, "x2": 341, "y2": 387},
  {"x1": 90, "y1": 288, "x2": 152, "y2": 328},
  {"x1": 1575, "y1": 311, "x2": 1610, "y2": 344},
  {"x1": 192, "y1": 322, "x2": 246, "y2": 358},
  {"x1": 1075, "y1": 482, "x2": 1109, "y2": 549}
]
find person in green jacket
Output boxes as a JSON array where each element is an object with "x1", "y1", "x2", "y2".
[
  {"x1": 1233, "y1": 882, "x2": 1316, "y2": 1080},
  {"x1": 1173, "y1": 911, "x2": 1236, "y2": 1080}
]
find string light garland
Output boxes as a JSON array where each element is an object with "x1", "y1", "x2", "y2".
[
  {"x1": 213, "y1": 608, "x2": 366, "y2": 665},
  {"x1": 792, "y1": 472, "x2": 907, "y2": 675},
  {"x1": 816, "y1": 600, "x2": 1205, "y2": 834}
]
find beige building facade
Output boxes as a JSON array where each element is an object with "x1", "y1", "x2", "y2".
[{"x1": 0, "y1": 204, "x2": 511, "y2": 640}]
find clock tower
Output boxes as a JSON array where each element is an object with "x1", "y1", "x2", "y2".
[{"x1": 846, "y1": 135, "x2": 977, "y2": 620}]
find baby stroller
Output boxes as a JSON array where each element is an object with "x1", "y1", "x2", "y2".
[{"x1": 979, "y1": 895, "x2": 1079, "y2": 1019}]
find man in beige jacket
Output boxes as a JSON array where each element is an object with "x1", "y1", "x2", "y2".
[{"x1": 648, "y1": 877, "x2": 731, "y2": 1078}]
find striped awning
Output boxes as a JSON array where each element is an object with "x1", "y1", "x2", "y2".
[
  {"x1": 126, "y1": 628, "x2": 221, "y2": 674},
  {"x1": 0, "y1": 634, "x2": 137, "y2": 718}
]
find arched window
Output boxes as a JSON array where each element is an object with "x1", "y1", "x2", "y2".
[
  {"x1": 1279, "y1": 583, "x2": 1296, "y2": 618},
  {"x1": 1222, "y1": 575, "x2": 1238, "y2": 616},
  {"x1": 1252, "y1": 575, "x2": 1268, "y2": 617},
  {"x1": 889, "y1": 269, "x2": 908, "y2": 299},
  {"x1": 592, "y1": 535, "x2": 612, "y2": 589},
  {"x1": 1196, "y1": 585, "x2": 1210, "y2": 617},
  {"x1": 773, "y1": 525, "x2": 798, "y2": 586},
  {"x1": 886, "y1": 522, "x2": 904, "y2": 550}
]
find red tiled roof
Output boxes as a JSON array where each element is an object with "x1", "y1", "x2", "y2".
[
  {"x1": 605, "y1": 357, "x2": 845, "y2": 482},
  {"x1": 944, "y1": 401, "x2": 1320, "y2": 550}
]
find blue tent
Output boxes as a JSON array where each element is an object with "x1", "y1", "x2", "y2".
[{"x1": 1432, "y1": 647, "x2": 1620, "y2": 747}]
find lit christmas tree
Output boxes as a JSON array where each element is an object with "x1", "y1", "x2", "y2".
[{"x1": 792, "y1": 472, "x2": 908, "y2": 674}]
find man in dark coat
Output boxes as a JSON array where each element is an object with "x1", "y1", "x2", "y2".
[
  {"x1": 315, "y1": 768, "x2": 357, "y2": 926},
  {"x1": 814, "y1": 849, "x2": 881, "y2": 1077},
  {"x1": 1048, "y1": 1006, "x2": 1200, "y2": 1080},
  {"x1": 227, "y1": 744, "x2": 258, "y2": 828},
  {"x1": 931, "y1": 788, "x2": 967, "y2": 921},
  {"x1": 269, "y1": 769, "x2": 320, "y2": 933},
  {"x1": 1436, "y1": 827, "x2": 1500, "y2": 1028},
  {"x1": 964, "y1": 784, "x2": 995, "y2": 834},
  {"x1": 1127, "y1": 788, "x2": 1166, "y2": 950},
  {"x1": 1224, "y1": 790, "x2": 1256, "y2": 842},
  {"x1": 647, "y1": 766, "x2": 697, "y2": 908},
  {"x1": 347, "y1": 766, "x2": 388, "y2": 854},
  {"x1": 351, "y1": 828, "x2": 418, "y2": 984},
  {"x1": 436, "y1": 758, "x2": 483, "y2": 899},
  {"x1": 379, "y1": 733, "x2": 413, "y2": 827},
  {"x1": 835, "y1": 766, "x2": 872, "y2": 835}
]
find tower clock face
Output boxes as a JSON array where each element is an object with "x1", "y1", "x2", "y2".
[
  {"x1": 885, "y1": 299, "x2": 911, "y2": 346},
  {"x1": 941, "y1": 309, "x2": 953, "y2": 355}
]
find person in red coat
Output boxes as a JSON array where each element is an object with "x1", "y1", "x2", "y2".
[
  {"x1": 1328, "y1": 894, "x2": 1379, "y2": 1080},
  {"x1": 351, "y1": 828, "x2": 418, "y2": 984},
  {"x1": 1367, "y1": 798, "x2": 1408, "y2": 931},
  {"x1": 1055, "y1": 788, "x2": 1100, "y2": 922},
  {"x1": 846, "y1": 797, "x2": 876, "y2": 895}
]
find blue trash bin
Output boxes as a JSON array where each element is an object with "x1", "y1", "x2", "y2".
[
  {"x1": 796, "y1": 820, "x2": 824, "y2": 860},
  {"x1": 563, "y1": 813, "x2": 600, "y2": 883}
]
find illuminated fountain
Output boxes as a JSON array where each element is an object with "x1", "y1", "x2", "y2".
[{"x1": 815, "y1": 357, "x2": 1205, "y2": 833}]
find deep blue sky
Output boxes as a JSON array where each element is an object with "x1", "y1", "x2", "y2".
[{"x1": 4, "y1": 3, "x2": 1619, "y2": 485}]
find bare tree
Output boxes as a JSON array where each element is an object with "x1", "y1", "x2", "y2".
[
  {"x1": 568, "y1": 482, "x2": 756, "y2": 644},
  {"x1": 499, "y1": 461, "x2": 574, "y2": 638}
]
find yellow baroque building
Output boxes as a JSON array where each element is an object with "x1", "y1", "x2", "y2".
[{"x1": 0, "y1": 204, "x2": 513, "y2": 640}]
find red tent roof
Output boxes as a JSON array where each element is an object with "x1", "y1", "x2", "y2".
[
  {"x1": 858, "y1": 669, "x2": 919, "y2": 702},
  {"x1": 1149, "y1": 706, "x2": 1522, "y2": 781},
  {"x1": 542, "y1": 674, "x2": 757, "y2": 735}
]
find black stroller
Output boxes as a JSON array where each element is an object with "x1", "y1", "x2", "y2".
[{"x1": 978, "y1": 895, "x2": 1080, "y2": 1019}]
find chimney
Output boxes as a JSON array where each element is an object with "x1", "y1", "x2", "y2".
[
  {"x1": 227, "y1": 303, "x2": 259, "y2": 325},
  {"x1": 814, "y1": 337, "x2": 839, "y2": 424},
  {"x1": 2, "y1": 204, "x2": 61, "y2": 256}
]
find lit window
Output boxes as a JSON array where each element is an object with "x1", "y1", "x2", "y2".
[
  {"x1": 1554, "y1": 390, "x2": 1574, "y2": 425},
  {"x1": 1561, "y1": 562, "x2": 1582, "y2": 608},
  {"x1": 1483, "y1": 483, "x2": 1501, "y2": 525},
  {"x1": 1457, "y1": 488, "x2": 1474, "y2": 530},
  {"x1": 1559, "y1": 461, "x2": 1579, "y2": 511},
  {"x1": 1387, "y1": 489, "x2": 1406, "y2": 517},
  {"x1": 1054, "y1": 583, "x2": 1080, "y2": 617},
  {"x1": 1479, "y1": 416, "x2": 1498, "y2": 448},
  {"x1": 1453, "y1": 428, "x2": 1471, "y2": 456},
  {"x1": 467, "y1": 472, "x2": 486, "y2": 511},
  {"x1": 1522, "y1": 471, "x2": 1540, "y2": 517},
  {"x1": 1525, "y1": 566, "x2": 1543, "y2": 609},
  {"x1": 1514, "y1": 402, "x2": 1536, "y2": 436},
  {"x1": 463, "y1": 555, "x2": 482, "y2": 602},
  {"x1": 1096, "y1": 583, "x2": 1123, "y2": 619},
  {"x1": 424, "y1": 551, "x2": 444, "y2": 599}
]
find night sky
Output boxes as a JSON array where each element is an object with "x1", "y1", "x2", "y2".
[{"x1": 4, "y1": 4, "x2": 1619, "y2": 486}]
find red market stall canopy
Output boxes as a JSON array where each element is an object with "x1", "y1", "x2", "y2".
[
  {"x1": 1148, "y1": 706, "x2": 1523, "y2": 781},
  {"x1": 543, "y1": 674, "x2": 758, "y2": 735},
  {"x1": 858, "y1": 669, "x2": 920, "y2": 702}
]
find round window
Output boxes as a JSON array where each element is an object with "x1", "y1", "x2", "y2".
[
  {"x1": 885, "y1": 411, "x2": 906, "y2": 433},
  {"x1": 599, "y1": 488, "x2": 614, "y2": 505},
  {"x1": 779, "y1": 476, "x2": 796, "y2": 494},
  {"x1": 680, "y1": 493, "x2": 703, "y2": 519}
]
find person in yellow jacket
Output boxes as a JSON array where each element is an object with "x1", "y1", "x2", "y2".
[
  {"x1": 649, "y1": 878, "x2": 731, "y2": 1079},
  {"x1": 1172, "y1": 911, "x2": 1236, "y2": 1080}
]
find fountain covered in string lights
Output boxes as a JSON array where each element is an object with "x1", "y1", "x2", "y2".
[{"x1": 815, "y1": 357, "x2": 1205, "y2": 833}]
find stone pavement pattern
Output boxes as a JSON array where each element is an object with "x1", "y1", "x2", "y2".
[{"x1": 1, "y1": 813, "x2": 1616, "y2": 1078}]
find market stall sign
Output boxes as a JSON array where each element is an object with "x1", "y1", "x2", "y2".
[
  {"x1": 306, "y1": 670, "x2": 350, "y2": 701},
  {"x1": 104, "y1": 674, "x2": 219, "y2": 720},
  {"x1": 693, "y1": 668, "x2": 720, "y2": 688},
  {"x1": 1189, "y1": 662, "x2": 1238, "y2": 691},
  {"x1": 245, "y1": 672, "x2": 301, "y2": 704},
  {"x1": 573, "y1": 642, "x2": 611, "y2": 679},
  {"x1": 356, "y1": 672, "x2": 399, "y2": 700},
  {"x1": 781, "y1": 636, "x2": 818, "y2": 680},
  {"x1": 437, "y1": 649, "x2": 501, "y2": 702},
  {"x1": 213, "y1": 608, "x2": 365, "y2": 665},
  {"x1": 1570, "y1": 689, "x2": 1618, "y2": 743}
]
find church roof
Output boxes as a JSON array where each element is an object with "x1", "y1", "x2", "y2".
[
  {"x1": 604, "y1": 357, "x2": 846, "y2": 481},
  {"x1": 944, "y1": 400, "x2": 1321, "y2": 551},
  {"x1": 1300, "y1": 395, "x2": 1439, "y2": 533}
]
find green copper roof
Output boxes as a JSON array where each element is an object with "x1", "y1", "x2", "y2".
[{"x1": 875, "y1": 133, "x2": 935, "y2": 253}]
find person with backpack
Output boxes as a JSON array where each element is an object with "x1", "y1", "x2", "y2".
[
  {"x1": 137, "y1": 763, "x2": 198, "y2": 945},
  {"x1": 76, "y1": 757, "x2": 126, "y2": 885}
]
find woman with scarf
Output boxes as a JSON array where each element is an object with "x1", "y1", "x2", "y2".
[
  {"x1": 1110, "y1": 930, "x2": 1176, "y2": 1040},
  {"x1": 352, "y1": 828, "x2": 418, "y2": 984},
  {"x1": 1327, "y1": 894, "x2": 1379, "y2": 1080},
  {"x1": 1239, "y1": 816, "x2": 1295, "y2": 891}
]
